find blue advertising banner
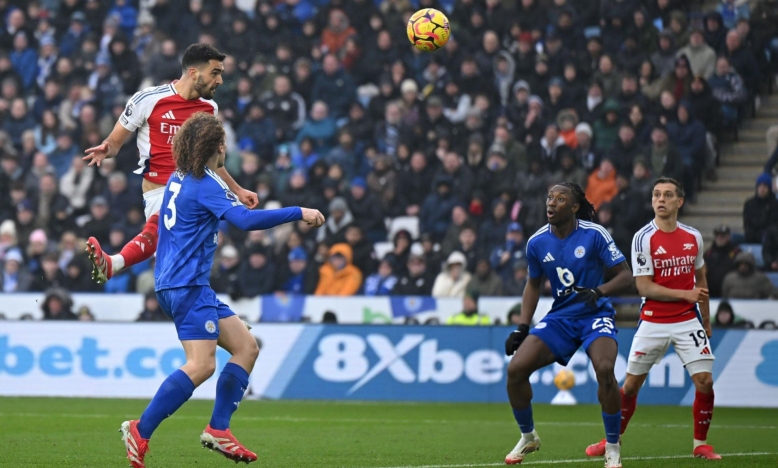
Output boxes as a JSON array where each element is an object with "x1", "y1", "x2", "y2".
[{"x1": 1, "y1": 323, "x2": 776, "y2": 406}]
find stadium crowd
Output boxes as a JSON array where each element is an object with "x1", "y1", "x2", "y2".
[{"x1": 1, "y1": 0, "x2": 778, "y2": 307}]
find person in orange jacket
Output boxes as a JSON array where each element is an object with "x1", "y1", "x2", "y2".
[
  {"x1": 585, "y1": 158, "x2": 619, "y2": 210},
  {"x1": 315, "y1": 243, "x2": 363, "y2": 296}
]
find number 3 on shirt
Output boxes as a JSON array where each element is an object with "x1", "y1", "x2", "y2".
[{"x1": 164, "y1": 182, "x2": 182, "y2": 230}]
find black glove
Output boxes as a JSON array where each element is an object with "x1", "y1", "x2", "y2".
[
  {"x1": 505, "y1": 324, "x2": 530, "y2": 356},
  {"x1": 573, "y1": 286, "x2": 603, "y2": 309}
]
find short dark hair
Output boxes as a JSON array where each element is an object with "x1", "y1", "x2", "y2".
[
  {"x1": 181, "y1": 43, "x2": 226, "y2": 70},
  {"x1": 653, "y1": 177, "x2": 685, "y2": 198}
]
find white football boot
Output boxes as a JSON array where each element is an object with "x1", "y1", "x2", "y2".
[
  {"x1": 504, "y1": 430, "x2": 541, "y2": 465},
  {"x1": 604, "y1": 442, "x2": 622, "y2": 468}
]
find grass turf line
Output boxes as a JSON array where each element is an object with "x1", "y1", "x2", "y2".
[{"x1": 0, "y1": 397, "x2": 775, "y2": 467}]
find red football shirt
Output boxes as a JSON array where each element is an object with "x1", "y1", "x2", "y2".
[
  {"x1": 119, "y1": 83, "x2": 218, "y2": 185},
  {"x1": 631, "y1": 221, "x2": 705, "y2": 323}
]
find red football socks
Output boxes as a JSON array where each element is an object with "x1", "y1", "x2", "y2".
[
  {"x1": 693, "y1": 390, "x2": 715, "y2": 441},
  {"x1": 620, "y1": 388, "x2": 637, "y2": 435},
  {"x1": 119, "y1": 213, "x2": 159, "y2": 270}
]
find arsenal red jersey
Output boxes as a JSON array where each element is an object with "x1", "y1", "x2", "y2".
[
  {"x1": 119, "y1": 83, "x2": 218, "y2": 185},
  {"x1": 631, "y1": 221, "x2": 705, "y2": 323}
]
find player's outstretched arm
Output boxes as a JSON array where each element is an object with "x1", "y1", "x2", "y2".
[
  {"x1": 635, "y1": 275, "x2": 708, "y2": 303},
  {"x1": 223, "y1": 205, "x2": 324, "y2": 232},
  {"x1": 83, "y1": 121, "x2": 133, "y2": 167}
]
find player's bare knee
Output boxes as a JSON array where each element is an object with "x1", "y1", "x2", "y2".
[
  {"x1": 692, "y1": 372, "x2": 714, "y2": 393},
  {"x1": 622, "y1": 374, "x2": 645, "y2": 396},
  {"x1": 247, "y1": 339, "x2": 260, "y2": 363},
  {"x1": 507, "y1": 360, "x2": 531, "y2": 384}
]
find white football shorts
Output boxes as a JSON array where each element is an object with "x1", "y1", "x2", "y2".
[
  {"x1": 143, "y1": 186, "x2": 165, "y2": 220},
  {"x1": 626, "y1": 318, "x2": 715, "y2": 376}
]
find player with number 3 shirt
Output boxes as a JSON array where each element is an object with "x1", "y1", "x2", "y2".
[{"x1": 584, "y1": 177, "x2": 721, "y2": 461}]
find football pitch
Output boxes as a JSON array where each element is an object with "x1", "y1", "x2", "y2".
[{"x1": 0, "y1": 398, "x2": 776, "y2": 467}]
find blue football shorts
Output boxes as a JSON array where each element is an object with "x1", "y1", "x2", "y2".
[
  {"x1": 530, "y1": 311, "x2": 618, "y2": 366},
  {"x1": 157, "y1": 286, "x2": 235, "y2": 341}
]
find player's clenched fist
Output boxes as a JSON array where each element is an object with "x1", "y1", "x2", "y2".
[
  {"x1": 505, "y1": 324, "x2": 530, "y2": 356},
  {"x1": 684, "y1": 287, "x2": 709, "y2": 304},
  {"x1": 301, "y1": 208, "x2": 325, "y2": 228}
]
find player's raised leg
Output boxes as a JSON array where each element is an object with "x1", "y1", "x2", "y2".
[
  {"x1": 586, "y1": 336, "x2": 622, "y2": 468},
  {"x1": 200, "y1": 313, "x2": 259, "y2": 464},
  {"x1": 504, "y1": 334, "x2": 556, "y2": 464},
  {"x1": 87, "y1": 211, "x2": 160, "y2": 284}
]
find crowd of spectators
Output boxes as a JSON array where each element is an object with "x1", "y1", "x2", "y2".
[{"x1": 1, "y1": 0, "x2": 777, "y2": 304}]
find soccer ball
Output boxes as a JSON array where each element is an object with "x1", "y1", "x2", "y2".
[
  {"x1": 406, "y1": 8, "x2": 450, "y2": 52},
  {"x1": 554, "y1": 369, "x2": 575, "y2": 391}
]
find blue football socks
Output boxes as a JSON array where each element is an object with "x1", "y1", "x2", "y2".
[
  {"x1": 137, "y1": 369, "x2": 195, "y2": 439},
  {"x1": 512, "y1": 406, "x2": 535, "y2": 434},
  {"x1": 602, "y1": 411, "x2": 622, "y2": 444},
  {"x1": 209, "y1": 362, "x2": 250, "y2": 430}
]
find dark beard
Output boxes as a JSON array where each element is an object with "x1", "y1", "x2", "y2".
[{"x1": 195, "y1": 76, "x2": 215, "y2": 99}]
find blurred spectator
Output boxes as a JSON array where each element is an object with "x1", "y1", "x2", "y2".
[
  {"x1": 10, "y1": 32, "x2": 37, "y2": 91},
  {"x1": 609, "y1": 122, "x2": 644, "y2": 177},
  {"x1": 667, "y1": 101, "x2": 706, "y2": 202},
  {"x1": 63, "y1": 255, "x2": 100, "y2": 293},
  {"x1": 81, "y1": 196, "x2": 113, "y2": 247},
  {"x1": 432, "y1": 251, "x2": 472, "y2": 298},
  {"x1": 364, "y1": 257, "x2": 398, "y2": 295},
  {"x1": 315, "y1": 243, "x2": 363, "y2": 295},
  {"x1": 722, "y1": 28, "x2": 761, "y2": 93},
  {"x1": 446, "y1": 290, "x2": 491, "y2": 325},
  {"x1": 714, "y1": 300, "x2": 749, "y2": 328},
  {"x1": 236, "y1": 101, "x2": 277, "y2": 162},
  {"x1": 743, "y1": 173, "x2": 778, "y2": 243},
  {"x1": 647, "y1": 125, "x2": 684, "y2": 182},
  {"x1": 421, "y1": 175, "x2": 458, "y2": 242},
  {"x1": 136, "y1": 291, "x2": 171, "y2": 322},
  {"x1": 479, "y1": 200, "x2": 511, "y2": 254},
  {"x1": 709, "y1": 56, "x2": 747, "y2": 127},
  {"x1": 60, "y1": 156, "x2": 94, "y2": 214},
  {"x1": 585, "y1": 158, "x2": 619, "y2": 210},
  {"x1": 455, "y1": 224, "x2": 480, "y2": 274},
  {"x1": 49, "y1": 132, "x2": 80, "y2": 178},
  {"x1": 233, "y1": 244, "x2": 276, "y2": 299},
  {"x1": 392, "y1": 248, "x2": 434, "y2": 295},
  {"x1": 346, "y1": 177, "x2": 385, "y2": 242},
  {"x1": 468, "y1": 257, "x2": 504, "y2": 297},
  {"x1": 677, "y1": 28, "x2": 716, "y2": 79},
  {"x1": 722, "y1": 251, "x2": 776, "y2": 299},
  {"x1": 144, "y1": 39, "x2": 180, "y2": 84},
  {"x1": 275, "y1": 246, "x2": 320, "y2": 294},
  {"x1": 317, "y1": 196, "x2": 353, "y2": 243},
  {"x1": 322, "y1": 311, "x2": 338, "y2": 323},
  {"x1": 312, "y1": 54, "x2": 356, "y2": 119},
  {"x1": 296, "y1": 101, "x2": 337, "y2": 154},
  {"x1": 211, "y1": 245, "x2": 241, "y2": 295},
  {"x1": 41, "y1": 288, "x2": 77, "y2": 320},
  {"x1": 763, "y1": 224, "x2": 778, "y2": 271},
  {"x1": 717, "y1": 0, "x2": 751, "y2": 31},
  {"x1": 4, "y1": 98, "x2": 35, "y2": 148},
  {"x1": 704, "y1": 224, "x2": 741, "y2": 297},
  {"x1": 490, "y1": 222, "x2": 527, "y2": 283},
  {"x1": 31, "y1": 253, "x2": 67, "y2": 292},
  {"x1": 397, "y1": 151, "x2": 433, "y2": 217},
  {"x1": 1, "y1": 249, "x2": 31, "y2": 292},
  {"x1": 503, "y1": 258, "x2": 530, "y2": 297}
]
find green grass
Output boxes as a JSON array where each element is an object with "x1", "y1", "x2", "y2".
[{"x1": 0, "y1": 398, "x2": 776, "y2": 467}]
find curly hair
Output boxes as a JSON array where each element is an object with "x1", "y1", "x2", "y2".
[
  {"x1": 558, "y1": 182, "x2": 596, "y2": 222},
  {"x1": 172, "y1": 112, "x2": 225, "y2": 179}
]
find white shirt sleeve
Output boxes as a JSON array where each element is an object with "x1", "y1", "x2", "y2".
[
  {"x1": 694, "y1": 230, "x2": 705, "y2": 269},
  {"x1": 631, "y1": 230, "x2": 654, "y2": 277},
  {"x1": 119, "y1": 90, "x2": 154, "y2": 132}
]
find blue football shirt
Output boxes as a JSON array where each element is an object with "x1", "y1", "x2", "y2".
[
  {"x1": 526, "y1": 220, "x2": 626, "y2": 318},
  {"x1": 155, "y1": 167, "x2": 243, "y2": 291}
]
